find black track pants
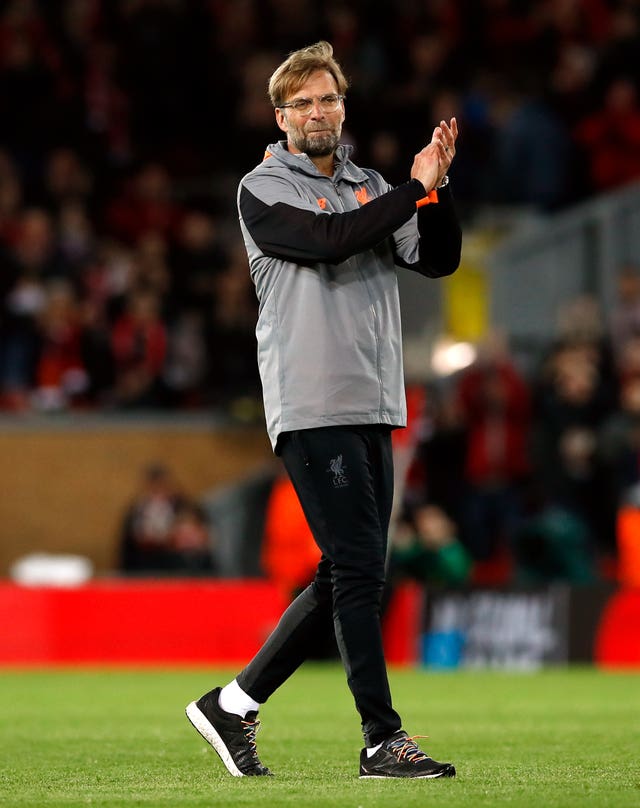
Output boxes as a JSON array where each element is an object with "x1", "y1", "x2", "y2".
[{"x1": 236, "y1": 424, "x2": 402, "y2": 746}]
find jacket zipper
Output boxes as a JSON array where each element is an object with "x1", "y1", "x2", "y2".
[{"x1": 333, "y1": 179, "x2": 385, "y2": 416}]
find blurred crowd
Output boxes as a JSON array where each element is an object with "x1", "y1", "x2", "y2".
[
  {"x1": 399, "y1": 277, "x2": 640, "y2": 586},
  {"x1": 2, "y1": 0, "x2": 640, "y2": 413}
]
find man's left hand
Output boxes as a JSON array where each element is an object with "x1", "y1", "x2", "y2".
[{"x1": 432, "y1": 117, "x2": 458, "y2": 186}]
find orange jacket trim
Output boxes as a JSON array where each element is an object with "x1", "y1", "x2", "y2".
[{"x1": 416, "y1": 189, "x2": 439, "y2": 207}]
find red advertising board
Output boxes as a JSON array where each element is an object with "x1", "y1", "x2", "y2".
[{"x1": 0, "y1": 580, "x2": 288, "y2": 665}]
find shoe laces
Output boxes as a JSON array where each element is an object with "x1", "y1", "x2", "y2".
[
  {"x1": 387, "y1": 734, "x2": 430, "y2": 764},
  {"x1": 241, "y1": 716, "x2": 262, "y2": 761}
]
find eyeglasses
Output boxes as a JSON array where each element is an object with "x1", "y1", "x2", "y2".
[{"x1": 278, "y1": 93, "x2": 344, "y2": 116}]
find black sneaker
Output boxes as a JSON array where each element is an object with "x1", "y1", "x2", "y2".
[
  {"x1": 185, "y1": 686, "x2": 272, "y2": 777},
  {"x1": 359, "y1": 730, "x2": 456, "y2": 779}
]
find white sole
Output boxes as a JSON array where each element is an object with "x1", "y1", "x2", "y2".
[
  {"x1": 359, "y1": 773, "x2": 448, "y2": 779},
  {"x1": 185, "y1": 700, "x2": 244, "y2": 777},
  {"x1": 360, "y1": 766, "x2": 455, "y2": 779}
]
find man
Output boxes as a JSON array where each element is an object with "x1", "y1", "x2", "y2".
[{"x1": 186, "y1": 40, "x2": 461, "y2": 779}]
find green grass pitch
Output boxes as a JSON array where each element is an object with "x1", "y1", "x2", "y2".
[{"x1": 0, "y1": 665, "x2": 638, "y2": 807}]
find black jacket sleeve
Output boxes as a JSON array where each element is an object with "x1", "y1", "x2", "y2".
[
  {"x1": 395, "y1": 183, "x2": 462, "y2": 278},
  {"x1": 239, "y1": 179, "x2": 427, "y2": 265}
]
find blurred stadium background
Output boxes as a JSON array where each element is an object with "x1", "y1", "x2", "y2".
[{"x1": 1, "y1": 0, "x2": 640, "y2": 671}]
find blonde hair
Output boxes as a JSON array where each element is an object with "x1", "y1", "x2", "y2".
[{"x1": 268, "y1": 41, "x2": 349, "y2": 108}]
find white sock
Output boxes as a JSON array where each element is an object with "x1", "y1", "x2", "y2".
[
  {"x1": 218, "y1": 679, "x2": 260, "y2": 718},
  {"x1": 366, "y1": 742, "x2": 383, "y2": 758}
]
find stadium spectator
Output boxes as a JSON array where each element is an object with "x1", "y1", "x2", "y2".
[
  {"x1": 615, "y1": 335, "x2": 640, "y2": 390},
  {"x1": 38, "y1": 147, "x2": 94, "y2": 213},
  {"x1": 170, "y1": 501, "x2": 217, "y2": 575},
  {"x1": 162, "y1": 309, "x2": 208, "y2": 409},
  {"x1": 390, "y1": 505, "x2": 472, "y2": 588},
  {"x1": 0, "y1": 0, "x2": 70, "y2": 172},
  {"x1": 130, "y1": 230, "x2": 171, "y2": 300},
  {"x1": 531, "y1": 340, "x2": 616, "y2": 554},
  {"x1": 119, "y1": 461, "x2": 216, "y2": 575},
  {"x1": 0, "y1": 208, "x2": 61, "y2": 408},
  {"x1": 56, "y1": 201, "x2": 96, "y2": 275},
  {"x1": 388, "y1": 32, "x2": 455, "y2": 151},
  {"x1": 403, "y1": 384, "x2": 468, "y2": 530},
  {"x1": 488, "y1": 76, "x2": 572, "y2": 209},
  {"x1": 7, "y1": 207, "x2": 64, "y2": 280},
  {"x1": 33, "y1": 278, "x2": 87, "y2": 411},
  {"x1": 119, "y1": 462, "x2": 187, "y2": 574},
  {"x1": 511, "y1": 502, "x2": 598, "y2": 585},
  {"x1": 600, "y1": 376, "x2": 640, "y2": 519},
  {"x1": 454, "y1": 331, "x2": 531, "y2": 560},
  {"x1": 104, "y1": 162, "x2": 184, "y2": 245},
  {"x1": 78, "y1": 292, "x2": 115, "y2": 405},
  {"x1": 82, "y1": 37, "x2": 133, "y2": 167},
  {"x1": 169, "y1": 207, "x2": 230, "y2": 317},
  {"x1": 609, "y1": 266, "x2": 640, "y2": 365},
  {"x1": 365, "y1": 130, "x2": 407, "y2": 189},
  {"x1": 574, "y1": 76, "x2": 640, "y2": 191},
  {"x1": 0, "y1": 149, "x2": 24, "y2": 241},
  {"x1": 110, "y1": 288, "x2": 167, "y2": 408},
  {"x1": 538, "y1": 294, "x2": 619, "y2": 414},
  {"x1": 204, "y1": 243, "x2": 261, "y2": 408},
  {"x1": 0, "y1": 269, "x2": 44, "y2": 409},
  {"x1": 232, "y1": 50, "x2": 284, "y2": 166},
  {"x1": 592, "y1": 4, "x2": 640, "y2": 99},
  {"x1": 549, "y1": 42, "x2": 597, "y2": 127}
]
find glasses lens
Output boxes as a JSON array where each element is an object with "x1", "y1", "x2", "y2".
[
  {"x1": 293, "y1": 99, "x2": 313, "y2": 114},
  {"x1": 286, "y1": 95, "x2": 341, "y2": 115},
  {"x1": 320, "y1": 94, "x2": 340, "y2": 112}
]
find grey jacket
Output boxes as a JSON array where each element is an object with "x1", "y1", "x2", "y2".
[{"x1": 237, "y1": 141, "x2": 461, "y2": 451}]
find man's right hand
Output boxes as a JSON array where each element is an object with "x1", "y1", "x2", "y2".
[{"x1": 410, "y1": 142, "x2": 442, "y2": 193}]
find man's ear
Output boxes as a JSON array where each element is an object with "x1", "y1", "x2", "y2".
[{"x1": 275, "y1": 108, "x2": 288, "y2": 134}]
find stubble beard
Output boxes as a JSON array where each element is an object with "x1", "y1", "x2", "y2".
[{"x1": 290, "y1": 127, "x2": 341, "y2": 157}]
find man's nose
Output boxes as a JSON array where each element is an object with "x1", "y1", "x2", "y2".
[{"x1": 308, "y1": 99, "x2": 326, "y2": 118}]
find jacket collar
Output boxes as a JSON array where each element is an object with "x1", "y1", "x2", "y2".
[{"x1": 265, "y1": 141, "x2": 368, "y2": 184}]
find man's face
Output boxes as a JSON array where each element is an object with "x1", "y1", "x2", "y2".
[{"x1": 275, "y1": 70, "x2": 345, "y2": 157}]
